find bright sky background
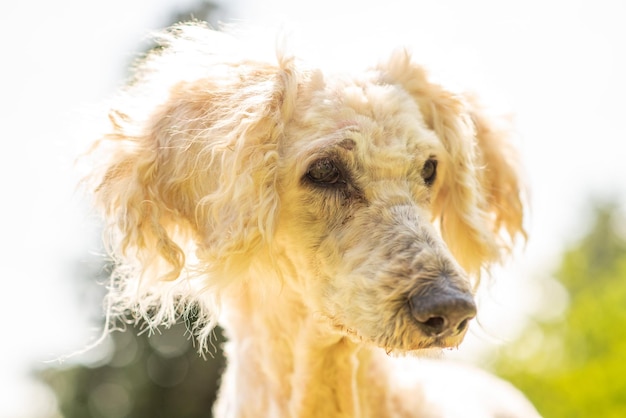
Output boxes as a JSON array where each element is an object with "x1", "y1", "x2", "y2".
[{"x1": 1, "y1": 0, "x2": 625, "y2": 416}]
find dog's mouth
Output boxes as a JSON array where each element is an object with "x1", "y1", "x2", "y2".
[
  {"x1": 386, "y1": 321, "x2": 471, "y2": 353},
  {"x1": 327, "y1": 313, "x2": 471, "y2": 353},
  {"x1": 384, "y1": 330, "x2": 470, "y2": 354}
]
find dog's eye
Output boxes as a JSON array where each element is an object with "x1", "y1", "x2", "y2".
[
  {"x1": 421, "y1": 159, "x2": 437, "y2": 186},
  {"x1": 306, "y1": 158, "x2": 342, "y2": 185}
]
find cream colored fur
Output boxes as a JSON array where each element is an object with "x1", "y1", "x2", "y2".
[{"x1": 87, "y1": 22, "x2": 539, "y2": 417}]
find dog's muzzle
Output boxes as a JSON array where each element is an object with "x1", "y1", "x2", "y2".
[{"x1": 408, "y1": 281, "x2": 477, "y2": 339}]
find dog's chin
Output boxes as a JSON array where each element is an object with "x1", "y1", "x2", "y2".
[
  {"x1": 382, "y1": 336, "x2": 467, "y2": 356},
  {"x1": 415, "y1": 336, "x2": 466, "y2": 351}
]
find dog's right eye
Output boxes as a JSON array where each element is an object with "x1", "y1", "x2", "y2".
[
  {"x1": 306, "y1": 158, "x2": 342, "y2": 185},
  {"x1": 421, "y1": 158, "x2": 438, "y2": 186}
]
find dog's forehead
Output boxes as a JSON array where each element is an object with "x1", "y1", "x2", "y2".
[{"x1": 321, "y1": 75, "x2": 440, "y2": 155}]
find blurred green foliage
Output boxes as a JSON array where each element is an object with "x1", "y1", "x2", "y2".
[
  {"x1": 39, "y1": 323, "x2": 226, "y2": 418},
  {"x1": 493, "y1": 203, "x2": 626, "y2": 417}
]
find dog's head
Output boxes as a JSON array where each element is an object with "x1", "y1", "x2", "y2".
[{"x1": 89, "y1": 24, "x2": 525, "y2": 352}]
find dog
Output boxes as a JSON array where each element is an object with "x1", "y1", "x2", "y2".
[{"x1": 86, "y1": 22, "x2": 540, "y2": 417}]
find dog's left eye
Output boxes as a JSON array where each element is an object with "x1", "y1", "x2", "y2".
[
  {"x1": 306, "y1": 158, "x2": 342, "y2": 185},
  {"x1": 421, "y1": 158, "x2": 438, "y2": 186}
]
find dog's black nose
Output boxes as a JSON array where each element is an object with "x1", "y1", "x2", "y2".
[{"x1": 408, "y1": 284, "x2": 477, "y2": 337}]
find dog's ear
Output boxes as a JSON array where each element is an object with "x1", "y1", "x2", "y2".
[
  {"x1": 88, "y1": 29, "x2": 297, "y2": 328},
  {"x1": 466, "y1": 95, "x2": 526, "y2": 252},
  {"x1": 379, "y1": 50, "x2": 525, "y2": 274}
]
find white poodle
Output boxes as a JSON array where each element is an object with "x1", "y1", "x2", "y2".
[{"x1": 87, "y1": 22, "x2": 540, "y2": 417}]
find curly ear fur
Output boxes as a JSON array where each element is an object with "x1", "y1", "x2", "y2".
[
  {"x1": 466, "y1": 96, "x2": 527, "y2": 248},
  {"x1": 379, "y1": 50, "x2": 525, "y2": 275},
  {"x1": 87, "y1": 23, "x2": 296, "y2": 343}
]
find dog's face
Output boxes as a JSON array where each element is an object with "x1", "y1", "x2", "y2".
[
  {"x1": 275, "y1": 75, "x2": 477, "y2": 351},
  {"x1": 91, "y1": 27, "x2": 524, "y2": 352}
]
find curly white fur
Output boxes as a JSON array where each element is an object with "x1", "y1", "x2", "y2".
[{"x1": 86, "y1": 22, "x2": 538, "y2": 418}]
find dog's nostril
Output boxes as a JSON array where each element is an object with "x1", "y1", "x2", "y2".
[
  {"x1": 421, "y1": 316, "x2": 447, "y2": 334},
  {"x1": 456, "y1": 318, "x2": 469, "y2": 333},
  {"x1": 409, "y1": 287, "x2": 477, "y2": 337}
]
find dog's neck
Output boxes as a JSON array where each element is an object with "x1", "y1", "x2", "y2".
[{"x1": 213, "y1": 282, "x2": 390, "y2": 418}]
